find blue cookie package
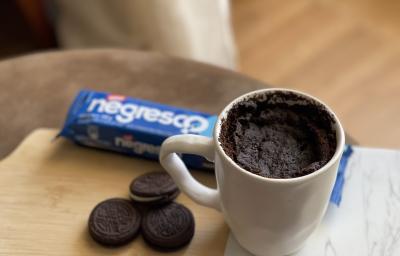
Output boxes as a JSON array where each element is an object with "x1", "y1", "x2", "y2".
[
  {"x1": 330, "y1": 145, "x2": 353, "y2": 206},
  {"x1": 59, "y1": 89, "x2": 217, "y2": 169},
  {"x1": 59, "y1": 89, "x2": 352, "y2": 205}
]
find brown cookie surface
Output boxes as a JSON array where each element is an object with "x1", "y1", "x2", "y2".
[
  {"x1": 88, "y1": 198, "x2": 141, "y2": 246},
  {"x1": 130, "y1": 171, "x2": 179, "y2": 205},
  {"x1": 141, "y1": 202, "x2": 195, "y2": 250}
]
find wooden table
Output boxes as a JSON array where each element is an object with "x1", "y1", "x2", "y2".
[
  {"x1": 232, "y1": 0, "x2": 400, "y2": 149},
  {"x1": 0, "y1": 129, "x2": 226, "y2": 255}
]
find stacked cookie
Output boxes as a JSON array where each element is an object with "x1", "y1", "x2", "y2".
[{"x1": 88, "y1": 171, "x2": 195, "y2": 251}]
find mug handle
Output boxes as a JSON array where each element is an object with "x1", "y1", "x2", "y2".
[{"x1": 159, "y1": 134, "x2": 221, "y2": 211}]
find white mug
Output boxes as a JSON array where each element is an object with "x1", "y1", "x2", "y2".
[{"x1": 159, "y1": 88, "x2": 345, "y2": 256}]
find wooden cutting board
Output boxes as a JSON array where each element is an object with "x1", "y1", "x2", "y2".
[{"x1": 0, "y1": 129, "x2": 228, "y2": 256}]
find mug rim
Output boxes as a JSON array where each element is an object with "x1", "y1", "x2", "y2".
[{"x1": 213, "y1": 88, "x2": 346, "y2": 184}]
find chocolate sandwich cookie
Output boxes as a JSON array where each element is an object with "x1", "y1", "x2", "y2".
[
  {"x1": 129, "y1": 172, "x2": 180, "y2": 205},
  {"x1": 88, "y1": 198, "x2": 141, "y2": 246},
  {"x1": 141, "y1": 202, "x2": 195, "y2": 250}
]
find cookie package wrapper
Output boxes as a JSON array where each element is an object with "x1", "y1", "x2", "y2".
[
  {"x1": 59, "y1": 89, "x2": 351, "y2": 205},
  {"x1": 59, "y1": 89, "x2": 217, "y2": 169}
]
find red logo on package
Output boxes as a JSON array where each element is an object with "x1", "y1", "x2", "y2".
[
  {"x1": 123, "y1": 134, "x2": 134, "y2": 141},
  {"x1": 107, "y1": 94, "x2": 126, "y2": 101}
]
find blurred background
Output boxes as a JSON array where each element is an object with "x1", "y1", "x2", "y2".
[{"x1": 1, "y1": 0, "x2": 399, "y2": 148}]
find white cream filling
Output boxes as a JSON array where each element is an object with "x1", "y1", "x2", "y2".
[{"x1": 129, "y1": 192, "x2": 164, "y2": 202}]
